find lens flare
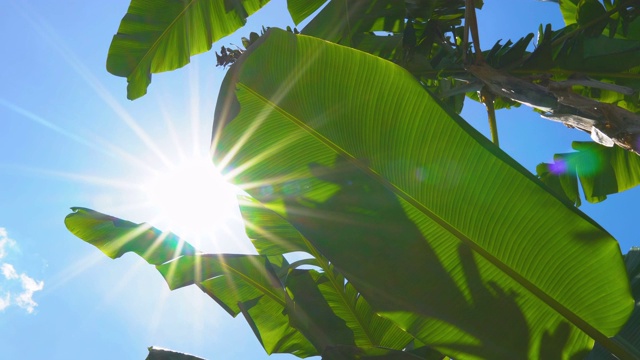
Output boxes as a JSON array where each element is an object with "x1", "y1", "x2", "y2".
[{"x1": 548, "y1": 159, "x2": 567, "y2": 175}]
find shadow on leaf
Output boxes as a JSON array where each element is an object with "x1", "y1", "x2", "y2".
[{"x1": 271, "y1": 156, "x2": 581, "y2": 359}]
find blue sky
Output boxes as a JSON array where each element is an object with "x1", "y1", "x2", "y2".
[{"x1": 0, "y1": 0, "x2": 637, "y2": 359}]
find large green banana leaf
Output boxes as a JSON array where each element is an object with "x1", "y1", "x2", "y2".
[
  {"x1": 107, "y1": 0, "x2": 270, "y2": 100},
  {"x1": 212, "y1": 28, "x2": 634, "y2": 359},
  {"x1": 64, "y1": 207, "x2": 318, "y2": 357},
  {"x1": 537, "y1": 141, "x2": 640, "y2": 206}
]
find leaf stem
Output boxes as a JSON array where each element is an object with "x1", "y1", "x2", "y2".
[
  {"x1": 481, "y1": 88, "x2": 499, "y2": 146},
  {"x1": 463, "y1": 0, "x2": 484, "y2": 64}
]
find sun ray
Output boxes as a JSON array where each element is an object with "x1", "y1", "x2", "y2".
[
  {"x1": 241, "y1": 218, "x2": 294, "y2": 253},
  {"x1": 157, "y1": 101, "x2": 188, "y2": 163},
  {"x1": 210, "y1": 67, "x2": 310, "y2": 171},
  {"x1": 160, "y1": 258, "x2": 185, "y2": 289},
  {"x1": 89, "y1": 136, "x2": 159, "y2": 174},
  {"x1": 209, "y1": 219, "x2": 257, "y2": 254},
  {"x1": 0, "y1": 99, "x2": 115, "y2": 158},
  {"x1": 44, "y1": 251, "x2": 109, "y2": 293},
  {"x1": 0, "y1": 163, "x2": 142, "y2": 191},
  {"x1": 211, "y1": 46, "x2": 325, "y2": 184},
  {"x1": 222, "y1": 130, "x2": 307, "y2": 182},
  {"x1": 10, "y1": 1, "x2": 172, "y2": 167},
  {"x1": 188, "y1": 61, "x2": 203, "y2": 157},
  {"x1": 213, "y1": 105, "x2": 272, "y2": 172},
  {"x1": 146, "y1": 285, "x2": 171, "y2": 336},
  {"x1": 91, "y1": 223, "x2": 187, "y2": 308},
  {"x1": 139, "y1": 230, "x2": 175, "y2": 263},
  {"x1": 0, "y1": 98, "x2": 162, "y2": 178},
  {"x1": 99, "y1": 254, "x2": 151, "y2": 305}
]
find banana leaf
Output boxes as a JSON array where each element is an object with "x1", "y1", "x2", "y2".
[
  {"x1": 301, "y1": 0, "x2": 405, "y2": 46},
  {"x1": 537, "y1": 141, "x2": 640, "y2": 206},
  {"x1": 64, "y1": 207, "x2": 318, "y2": 358},
  {"x1": 558, "y1": 0, "x2": 640, "y2": 40},
  {"x1": 146, "y1": 346, "x2": 206, "y2": 360},
  {"x1": 212, "y1": 28, "x2": 634, "y2": 359},
  {"x1": 107, "y1": 0, "x2": 270, "y2": 99},
  {"x1": 238, "y1": 195, "x2": 316, "y2": 256},
  {"x1": 287, "y1": 0, "x2": 327, "y2": 25},
  {"x1": 64, "y1": 207, "x2": 196, "y2": 264}
]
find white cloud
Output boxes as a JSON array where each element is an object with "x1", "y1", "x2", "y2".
[
  {"x1": 15, "y1": 274, "x2": 44, "y2": 313},
  {"x1": 0, "y1": 227, "x2": 16, "y2": 259},
  {"x1": 1, "y1": 263, "x2": 18, "y2": 280},
  {"x1": 0, "y1": 227, "x2": 44, "y2": 314},
  {"x1": 0, "y1": 293, "x2": 10, "y2": 311}
]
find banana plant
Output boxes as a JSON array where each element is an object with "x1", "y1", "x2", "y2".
[
  {"x1": 68, "y1": 0, "x2": 640, "y2": 359},
  {"x1": 68, "y1": 28, "x2": 637, "y2": 359}
]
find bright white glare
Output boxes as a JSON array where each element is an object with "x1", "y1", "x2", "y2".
[{"x1": 142, "y1": 156, "x2": 239, "y2": 246}]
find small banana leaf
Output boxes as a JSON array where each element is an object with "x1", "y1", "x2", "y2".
[
  {"x1": 107, "y1": 0, "x2": 271, "y2": 99},
  {"x1": 537, "y1": 141, "x2": 640, "y2": 206}
]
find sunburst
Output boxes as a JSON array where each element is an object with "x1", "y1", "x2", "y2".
[{"x1": 140, "y1": 155, "x2": 240, "y2": 248}]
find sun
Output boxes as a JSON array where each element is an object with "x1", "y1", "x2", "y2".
[{"x1": 141, "y1": 155, "x2": 239, "y2": 246}]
